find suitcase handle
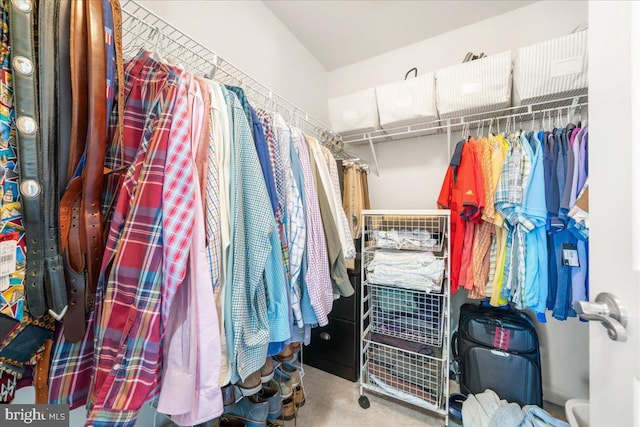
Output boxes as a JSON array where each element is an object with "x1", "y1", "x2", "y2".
[{"x1": 451, "y1": 331, "x2": 459, "y2": 360}]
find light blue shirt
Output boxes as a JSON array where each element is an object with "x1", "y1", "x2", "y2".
[
  {"x1": 522, "y1": 132, "x2": 549, "y2": 320},
  {"x1": 223, "y1": 90, "x2": 290, "y2": 383}
]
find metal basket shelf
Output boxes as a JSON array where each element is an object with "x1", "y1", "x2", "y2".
[
  {"x1": 366, "y1": 282, "x2": 445, "y2": 347},
  {"x1": 359, "y1": 210, "x2": 450, "y2": 424},
  {"x1": 363, "y1": 214, "x2": 447, "y2": 253},
  {"x1": 362, "y1": 340, "x2": 445, "y2": 410}
]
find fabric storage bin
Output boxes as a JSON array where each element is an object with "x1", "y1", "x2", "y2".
[
  {"x1": 435, "y1": 51, "x2": 512, "y2": 119},
  {"x1": 375, "y1": 72, "x2": 438, "y2": 128},
  {"x1": 329, "y1": 88, "x2": 379, "y2": 135},
  {"x1": 513, "y1": 31, "x2": 588, "y2": 105}
]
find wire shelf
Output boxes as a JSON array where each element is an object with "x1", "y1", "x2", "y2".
[
  {"x1": 344, "y1": 95, "x2": 588, "y2": 145},
  {"x1": 363, "y1": 340, "x2": 444, "y2": 408},
  {"x1": 367, "y1": 283, "x2": 445, "y2": 346},
  {"x1": 120, "y1": 0, "x2": 336, "y2": 139},
  {"x1": 363, "y1": 214, "x2": 447, "y2": 253}
]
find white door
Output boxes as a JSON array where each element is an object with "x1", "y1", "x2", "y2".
[{"x1": 589, "y1": 2, "x2": 640, "y2": 426}]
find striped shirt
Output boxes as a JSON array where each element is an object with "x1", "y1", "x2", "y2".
[{"x1": 290, "y1": 128, "x2": 333, "y2": 326}]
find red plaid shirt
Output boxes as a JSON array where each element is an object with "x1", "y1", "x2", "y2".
[{"x1": 48, "y1": 52, "x2": 185, "y2": 427}]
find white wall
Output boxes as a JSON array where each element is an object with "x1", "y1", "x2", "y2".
[
  {"x1": 140, "y1": 0, "x2": 330, "y2": 123},
  {"x1": 329, "y1": 0, "x2": 590, "y2": 406}
]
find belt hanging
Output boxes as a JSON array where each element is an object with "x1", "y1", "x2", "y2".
[
  {"x1": 9, "y1": 0, "x2": 48, "y2": 318},
  {"x1": 39, "y1": 0, "x2": 69, "y2": 320},
  {"x1": 56, "y1": 0, "x2": 72, "y2": 196},
  {"x1": 82, "y1": 0, "x2": 108, "y2": 303},
  {"x1": 60, "y1": 0, "x2": 88, "y2": 342}
]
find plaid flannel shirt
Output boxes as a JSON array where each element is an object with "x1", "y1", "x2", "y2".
[{"x1": 49, "y1": 52, "x2": 182, "y2": 427}]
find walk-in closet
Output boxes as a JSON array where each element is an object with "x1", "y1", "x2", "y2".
[{"x1": 2, "y1": 1, "x2": 638, "y2": 427}]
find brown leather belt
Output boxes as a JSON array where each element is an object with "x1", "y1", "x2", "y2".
[
  {"x1": 82, "y1": 0, "x2": 107, "y2": 303},
  {"x1": 60, "y1": 0, "x2": 110, "y2": 342},
  {"x1": 60, "y1": 178, "x2": 86, "y2": 342},
  {"x1": 33, "y1": 338, "x2": 53, "y2": 404},
  {"x1": 60, "y1": 0, "x2": 88, "y2": 342}
]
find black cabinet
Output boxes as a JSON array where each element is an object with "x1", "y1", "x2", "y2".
[{"x1": 304, "y1": 272, "x2": 361, "y2": 382}]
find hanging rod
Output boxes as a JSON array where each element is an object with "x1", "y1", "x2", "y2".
[
  {"x1": 119, "y1": 0, "x2": 338, "y2": 140},
  {"x1": 343, "y1": 95, "x2": 588, "y2": 145}
]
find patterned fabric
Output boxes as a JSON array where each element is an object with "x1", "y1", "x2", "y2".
[
  {"x1": 161, "y1": 77, "x2": 195, "y2": 334},
  {"x1": 470, "y1": 137, "x2": 497, "y2": 298},
  {"x1": 256, "y1": 109, "x2": 290, "y2": 277},
  {"x1": 285, "y1": 126, "x2": 306, "y2": 329},
  {"x1": 225, "y1": 93, "x2": 288, "y2": 383},
  {"x1": 207, "y1": 82, "x2": 232, "y2": 386},
  {"x1": 271, "y1": 114, "x2": 305, "y2": 328},
  {"x1": 48, "y1": 312, "x2": 95, "y2": 408},
  {"x1": 469, "y1": 221, "x2": 493, "y2": 299},
  {"x1": 290, "y1": 128, "x2": 333, "y2": 326},
  {"x1": 52, "y1": 52, "x2": 178, "y2": 427},
  {"x1": 0, "y1": 0, "x2": 25, "y2": 321},
  {"x1": 85, "y1": 52, "x2": 182, "y2": 426},
  {"x1": 321, "y1": 146, "x2": 356, "y2": 260},
  {"x1": 494, "y1": 132, "x2": 535, "y2": 303},
  {"x1": 205, "y1": 91, "x2": 221, "y2": 309},
  {"x1": 225, "y1": 85, "x2": 253, "y2": 133},
  {"x1": 484, "y1": 134, "x2": 509, "y2": 297},
  {"x1": 0, "y1": 370, "x2": 16, "y2": 401}
]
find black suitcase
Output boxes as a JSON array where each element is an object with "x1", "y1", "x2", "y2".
[{"x1": 453, "y1": 302, "x2": 542, "y2": 406}]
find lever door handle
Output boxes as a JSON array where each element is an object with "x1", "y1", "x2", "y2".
[{"x1": 573, "y1": 292, "x2": 628, "y2": 342}]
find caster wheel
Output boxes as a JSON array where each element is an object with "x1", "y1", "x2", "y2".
[{"x1": 358, "y1": 395, "x2": 370, "y2": 409}]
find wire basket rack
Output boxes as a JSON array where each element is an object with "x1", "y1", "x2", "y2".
[
  {"x1": 363, "y1": 213, "x2": 447, "y2": 253},
  {"x1": 367, "y1": 283, "x2": 445, "y2": 347},
  {"x1": 363, "y1": 340, "x2": 445, "y2": 409},
  {"x1": 359, "y1": 210, "x2": 451, "y2": 424}
]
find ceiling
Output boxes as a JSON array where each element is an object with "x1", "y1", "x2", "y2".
[{"x1": 264, "y1": 1, "x2": 536, "y2": 71}]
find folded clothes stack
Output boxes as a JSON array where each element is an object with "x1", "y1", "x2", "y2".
[
  {"x1": 372, "y1": 229, "x2": 438, "y2": 250},
  {"x1": 367, "y1": 249, "x2": 445, "y2": 292}
]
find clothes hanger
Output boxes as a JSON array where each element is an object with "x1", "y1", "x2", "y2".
[
  {"x1": 531, "y1": 111, "x2": 536, "y2": 132},
  {"x1": 150, "y1": 27, "x2": 167, "y2": 63}
]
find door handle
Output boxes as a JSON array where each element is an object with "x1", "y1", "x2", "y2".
[{"x1": 573, "y1": 292, "x2": 628, "y2": 342}]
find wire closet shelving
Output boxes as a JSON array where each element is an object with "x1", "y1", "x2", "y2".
[
  {"x1": 120, "y1": 0, "x2": 336, "y2": 140},
  {"x1": 342, "y1": 95, "x2": 588, "y2": 177}
]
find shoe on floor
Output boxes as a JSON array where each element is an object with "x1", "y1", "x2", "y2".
[
  {"x1": 274, "y1": 344, "x2": 294, "y2": 363},
  {"x1": 280, "y1": 362, "x2": 301, "y2": 387},
  {"x1": 222, "y1": 383, "x2": 236, "y2": 407},
  {"x1": 277, "y1": 397, "x2": 296, "y2": 421},
  {"x1": 219, "y1": 415, "x2": 247, "y2": 427},
  {"x1": 290, "y1": 342, "x2": 301, "y2": 354},
  {"x1": 274, "y1": 368, "x2": 299, "y2": 389},
  {"x1": 293, "y1": 384, "x2": 305, "y2": 408},
  {"x1": 266, "y1": 379, "x2": 292, "y2": 400},
  {"x1": 257, "y1": 385, "x2": 282, "y2": 420},
  {"x1": 236, "y1": 370, "x2": 262, "y2": 396},
  {"x1": 260, "y1": 358, "x2": 275, "y2": 383},
  {"x1": 225, "y1": 395, "x2": 268, "y2": 427}
]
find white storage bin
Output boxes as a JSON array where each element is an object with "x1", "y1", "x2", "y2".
[
  {"x1": 375, "y1": 72, "x2": 438, "y2": 128},
  {"x1": 328, "y1": 89, "x2": 380, "y2": 135},
  {"x1": 513, "y1": 31, "x2": 588, "y2": 105},
  {"x1": 435, "y1": 51, "x2": 512, "y2": 119}
]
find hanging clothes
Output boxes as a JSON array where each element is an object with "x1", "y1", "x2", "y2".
[{"x1": 439, "y1": 119, "x2": 589, "y2": 322}]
